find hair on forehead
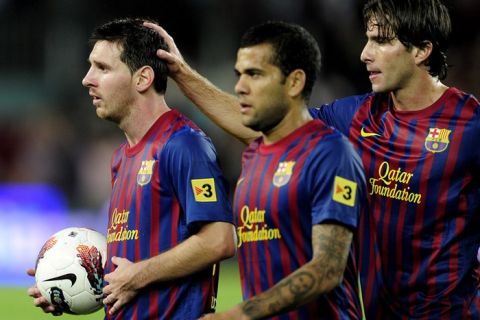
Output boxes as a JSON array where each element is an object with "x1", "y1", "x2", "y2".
[
  {"x1": 89, "y1": 17, "x2": 170, "y2": 93},
  {"x1": 362, "y1": 0, "x2": 451, "y2": 79},
  {"x1": 239, "y1": 21, "x2": 321, "y2": 101}
]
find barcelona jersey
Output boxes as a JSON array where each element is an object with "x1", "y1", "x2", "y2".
[
  {"x1": 105, "y1": 109, "x2": 233, "y2": 320},
  {"x1": 310, "y1": 87, "x2": 480, "y2": 319},
  {"x1": 234, "y1": 120, "x2": 366, "y2": 319}
]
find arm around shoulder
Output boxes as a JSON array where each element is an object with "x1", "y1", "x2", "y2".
[
  {"x1": 144, "y1": 21, "x2": 259, "y2": 144},
  {"x1": 172, "y1": 59, "x2": 259, "y2": 145}
]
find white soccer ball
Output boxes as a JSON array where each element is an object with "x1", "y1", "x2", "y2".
[{"x1": 35, "y1": 227, "x2": 107, "y2": 315}]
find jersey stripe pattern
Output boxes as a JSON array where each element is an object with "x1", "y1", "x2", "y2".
[
  {"x1": 105, "y1": 109, "x2": 233, "y2": 320},
  {"x1": 310, "y1": 87, "x2": 480, "y2": 319},
  {"x1": 234, "y1": 120, "x2": 366, "y2": 319}
]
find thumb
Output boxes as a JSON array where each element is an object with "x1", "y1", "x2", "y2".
[
  {"x1": 111, "y1": 256, "x2": 121, "y2": 266},
  {"x1": 111, "y1": 256, "x2": 130, "y2": 266},
  {"x1": 26, "y1": 268, "x2": 36, "y2": 277}
]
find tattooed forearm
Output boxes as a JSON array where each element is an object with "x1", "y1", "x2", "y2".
[
  {"x1": 239, "y1": 224, "x2": 353, "y2": 319},
  {"x1": 312, "y1": 224, "x2": 352, "y2": 281},
  {"x1": 242, "y1": 272, "x2": 316, "y2": 317}
]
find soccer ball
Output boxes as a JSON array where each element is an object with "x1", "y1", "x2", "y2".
[{"x1": 35, "y1": 227, "x2": 107, "y2": 315}]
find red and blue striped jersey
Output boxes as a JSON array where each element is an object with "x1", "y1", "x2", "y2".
[
  {"x1": 310, "y1": 87, "x2": 480, "y2": 319},
  {"x1": 105, "y1": 109, "x2": 233, "y2": 320},
  {"x1": 234, "y1": 120, "x2": 367, "y2": 319}
]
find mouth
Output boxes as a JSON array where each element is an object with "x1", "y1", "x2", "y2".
[
  {"x1": 239, "y1": 103, "x2": 252, "y2": 114},
  {"x1": 89, "y1": 92, "x2": 101, "y2": 105},
  {"x1": 367, "y1": 70, "x2": 381, "y2": 81}
]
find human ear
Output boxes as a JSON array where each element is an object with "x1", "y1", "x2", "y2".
[
  {"x1": 287, "y1": 69, "x2": 306, "y2": 98},
  {"x1": 135, "y1": 66, "x2": 154, "y2": 92},
  {"x1": 414, "y1": 41, "x2": 433, "y2": 66}
]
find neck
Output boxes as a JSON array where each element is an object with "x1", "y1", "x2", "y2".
[
  {"x1": 263, "y1": 106, "x2": 312, "y2": 145},
  {"x1": 391, "y1": 75, "x2": 448, "y2": 112},
  {"x1": 121, "y1": 94, "x2": 170, "y2": 146}
]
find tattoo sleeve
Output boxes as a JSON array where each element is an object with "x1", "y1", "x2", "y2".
[{"x1": 241, "y1": 224, "x2": 352, "y2": 319}]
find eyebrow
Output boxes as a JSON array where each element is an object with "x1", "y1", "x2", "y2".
[{"x1": 235, "y1": 67, "x2": 263, "y2": 75}]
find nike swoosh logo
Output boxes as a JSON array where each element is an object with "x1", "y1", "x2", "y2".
[
  {"x1": 360, "y1": 127, "x2": 381, "y2": 138},
  {"x1": 44, "y1": 273, "x2": 77, "y2": 287}
]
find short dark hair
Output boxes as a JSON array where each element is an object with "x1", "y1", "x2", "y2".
[
  {"x1": 89, "y1": 17, "x2": 169, "y2": 94},
  {"x1": 239, "y1": 21, "x2": 321, "y2": 101},
  {"x1": 363, "y1": 0, "x2": 451, "y2": 80}
]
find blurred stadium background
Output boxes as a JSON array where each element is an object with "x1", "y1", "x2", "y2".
[{"x1": 0, "y1": 0, "x2": 478, "y2": 317}]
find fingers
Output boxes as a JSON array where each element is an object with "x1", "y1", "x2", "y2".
[
  {"x1": 37, "y1": 299, "x2": 56, "y2": 313},
  {"x1": 32, "y1": 294, "x2": 57, "y2": 313},
  {"x1": 32, "y1": 294, "x2": 47, "y2": 307},
  {"x1": 155, "y1": 49, "x2": 177, "y2": 64},
  {"x1": 27, "y1": 285, "x2": 40, "y2": 298},
  {"x1": 103, "y1": 291, "x2": 115, "y2": 306},
  {"x1": 102, "y1": 283, "x2": 112, "y2": 295},
  {"x1": 143, "y1": 22, "x2": 175, "y2": 48},
  {"x1": 27, "y1": 271, "x2": 62, "y2": 315},
  {"x1": 103, "y1": 285, "x2": 136, "y2": 315},
  {"x1": 143, "y1": 21, "x2": 183, "y2": 59},
  {"x1": 109, "y1": 297, "x2": 128, "y2": 316},
  {"x1": 27, "y1": 284, "x2": 62, "y2": 314},
  {"x1": 104, "y1": 293, "x2": 123, "y2": 315},
  {"x1": 102, "y1": 284, "x2": 115, "y2": 309},
  {"x1": 143, "y1": 22, "x2": 177, "y2": 51},
  {"x1": 143, "y1": 22, "x2": 169, "y2": 39},
  {"x1": 111, "y1": 256, "x2": 133, "y2": 267},
  {"x1": 27, "y1": 286, "x2": 47, "y2": 308}
]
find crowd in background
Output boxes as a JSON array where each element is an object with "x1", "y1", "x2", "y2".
[{"x1": 0, "y1": 0, "x2": 478, "y2": 211}]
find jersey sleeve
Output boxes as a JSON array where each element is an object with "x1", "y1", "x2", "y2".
[
  {"x1": 309, "y1": 94, "x2": 371, "y2": 136},
  {"x1": 475, "y1": 108, "x2": 480, "y2": 169},
  {"x1": 161, "y1": 129, "x2": 233, "y2": 230},
  {"x1": 305, "y1": 133, "x2": 366, "y2": 229}
]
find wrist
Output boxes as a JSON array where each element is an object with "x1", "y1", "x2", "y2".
[
  {"x1": 235, "y1": 303, "x2": 253, "y2": 320},
  {"x1": 173, "y1": 60, "x2": 194, "y2": 82},
  {"x1": 131, "y1": 260, "x2": 148, "y2": 290}
]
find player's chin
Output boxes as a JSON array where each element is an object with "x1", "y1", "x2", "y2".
[
  {"x1": 95, "y1": 107, "x2": 107, "y2": 118},
  {"x1": 96, "y1": 109, "x2": 118, "y2": 123},
  {"x1": 370, "y1": 81, "x2": 392, "y2": 94},
  {"x1": 241, "y1": 118, "x2": 255, "y2": 130},
  {"x1": 371, "y1": 85, "x2": 387, "y2": 93}
]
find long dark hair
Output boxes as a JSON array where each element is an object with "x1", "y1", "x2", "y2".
[{"x1": 363, "y1": 0, "x2": 451, "y2": 80}]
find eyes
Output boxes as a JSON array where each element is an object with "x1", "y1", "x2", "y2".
[
  {"x1": 96, "y1": 62, "x2": 109, "y2": 72},
  {"x1": 235, "y1": 69, "x2": 263, "y2": 79},
  {"x1": 364, "y1": 34, "x2": 396, "y2": 46},
  {"x1": 86, "y1": 60, "x2": 110, "y2": 73}
]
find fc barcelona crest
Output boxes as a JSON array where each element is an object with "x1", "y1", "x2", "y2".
[
  {"x1": 137, "y1": 160, "x2": 155, "y2": 186},
  {"x1": 424, "y1": 128, "x2": 451, "y2": 153},
  {"x1": 273, "y1": 161, "x2": 295, "y2": 187}
]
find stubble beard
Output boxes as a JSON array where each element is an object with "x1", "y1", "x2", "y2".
[
  {"x1": 244, "y1": 102, "x2": 289, "y2": 134},
  {"x1": 98, "y1": 95, "x2": 134, "y2": 125}
]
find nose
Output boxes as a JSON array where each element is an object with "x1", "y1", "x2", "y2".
[
  {"x1": 360, "y1": 41, "x2": 372, "y2": 64},
  {"x1": 82, "y1": 67, "x2": 95, "y2": 88},
  {"x1": 234, "y1": 75, "x2": 248, "y2": 96}
]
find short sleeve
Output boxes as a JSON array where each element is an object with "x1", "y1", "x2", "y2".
[
  {"x1": 309, "y1": 94, "x2": 371, "y2": 136},
  {"x1": 305, "y1": 133, "x2": 366, "y2": 229},
  {"x1": 161, "y1": 129, "x2": 233, "y2": 230}
]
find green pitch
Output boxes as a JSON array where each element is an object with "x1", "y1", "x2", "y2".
[{"x1": 0, "y1": 259, "x2": 242, "y2": 319}]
